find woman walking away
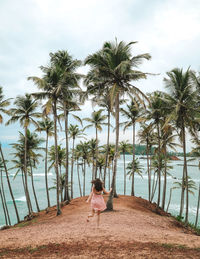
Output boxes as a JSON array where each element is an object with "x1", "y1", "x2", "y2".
[{"x1": 86, "y1": 178, "x2": 112, "y2": 228}]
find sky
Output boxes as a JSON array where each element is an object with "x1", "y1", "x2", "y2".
[{"x1": 0, "y1": 0, "x2": 200, "y2": 151}]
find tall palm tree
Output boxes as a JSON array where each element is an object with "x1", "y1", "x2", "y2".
[
  {"x1": 69, "y1": 124, "x2": 86, "y2": 199},
  {"x1": 36, "y1": 117, "x2": 54, "y2": 207},
  {"x1": 163, "y1": 68, "x2": 197, "y2": 224},
  {"x1": 6, "y1": 94, "x2": 41, "y2": 215},
  {"x1": 84, "y1": 110, "x2": 107, "y2": 177},
  {"x1": 85, "y1": 39, "x2": 151, "y2": 210},
  {"x1": 119, "y1": 141, "x2": 131, "y2": 195},
  {"x1": 137, "y1": 123, "x2": 154, "y2": 201},
  {"x1": 50, "y1": 50, "x2": 82, "y2": 202},
  {"x1": 91, "y1": 90, "x2": 113, "y2": 187},
  {"x1": 120, "y1": 98, "x2": 144, "y2": 196},
  {"x1": 147, "y1": 91, "x2": 166, "y2": 208},
  {"x1": 76, "y1": 141, "x2": 90, "y2": 196},
  {"x1": 28, "y1": 59, "x2": 65, "y2": 215}
]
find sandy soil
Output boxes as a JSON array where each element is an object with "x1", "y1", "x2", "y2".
[{"x1": 0, "y1": 195, "x2": 200, "y2": 258}]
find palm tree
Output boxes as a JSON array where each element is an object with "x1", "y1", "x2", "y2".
[
  {"x1": 84, "y1": 110, "x2": 107, "y2": 177},
  {"x1": 126, "y1": 158, "x2": 143, "y2": 184},
  {"x1": 0, "y1": 86, "x2": 12, "y2": 123},
  {"x1": 137, "y1": 123, "x2": 154, "y2": 201},
  {"x1": 6, "y1": 94, "x2": 40, "y2": 215},
  {"x1": 91, "y1": 90, "x2": 113, "y2": 188},
  {"x1": 76, "y1": 141, "x2": 90, "y2": 196},
  {"x1": 147, "y1": 91, "x2": 166, "y2": 208},
  {"x1": 85, "y1": 39, "x2": 151, "y2": 210},
  {"x1": 119, "y1": 141, "x2": 131, "y2": 195},
  {"x1": 69, "y1": 124, "x2": 86, "y2": 199},
  {"x1": 120, "y1": 98, "x2": 144, "y2": 196},
  {"x1": 28, "y1": 59, "x2": 65, "y2": 215},
  {"x1": 163, "y1": 68, "x2": 197, "y2": 224},
  {"x1": 36, "y1": 117, "x2": 54, "y2": 207},
  {"x1": 50, "y1": 50, "x2": 82, "y2": 202}
]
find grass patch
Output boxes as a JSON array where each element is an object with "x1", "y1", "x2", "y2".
[
  {"x1": 15, "y1": 218, "x2": 37, "y2": 228},
  {"x1": 161, "y1": 243, "x2": 174, "y2": 249}
]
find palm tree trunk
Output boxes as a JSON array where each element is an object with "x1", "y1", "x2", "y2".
[
  {"x1": 0, "y1": 144, "x2": 20, "y2": 223},
  {"x1": 24, "y1": 127, "x2": 32, "y2": 215},
  {"x1": 77, "y1": 159, "x2": 82, "y2": 197},
  {"x1": 151, "y1": 172, "x2": 158, "y2": 202},
  {"x1": 45, "y1": 133, "x2": 50, "y2": 207},
  {"x1": 131, "y1": 122, "x2": 135, "y2": 196},
  {"x1": 123, "y1": 152, "x2": 126, "y2": 195},
  {"x1": 162, "y1": 142, "x2": 167, "y2": 210},
  {"x1": 104, "y1": 110, "x2": 110, "y2": 186},
  {"x1": 71, "y1": 137, "x2": 75, "y2": 199},
  {"x1": 157, "y1": 123, "x2": 161, "y2": 208},
  {"x1": 166, "y1": 188, "x2": 173, "y2": 213},
  {"x1": 30, "y1": 161, "x2": 40, "y2": 212},
  {"x1": 83, "y1": 160, "x2": 86, "y2": 196},
  {"x1": 195, "y1": 183, "x2": 200, "y2": 228},
  {"x1": 146, "y1": 141, "x2": 151, "y2": 202},
  {"x1": 0, "y1": 170, "x2": 11, "y2": 225},
  {"x1": 53, "y1": 101, "x2": 61, "y2": 215},
  {"x1": 95, "y1": 127, "x2": 98, "y2": 177},
  {"x1": 0, "y1": 186, "x2": 8, "y2": 225},
  {"x1": 64, "y1": 104, "x2": 70, "y2": 202},
  {"x1": 182, "y1": 125, "x2": 189, "y2": 224},
  {"x1": 107, "y1": 91, "x2": 119, "y2": 210}
]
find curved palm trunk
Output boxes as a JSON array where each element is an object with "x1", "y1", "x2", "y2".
[
  {"x1": 151, "y1": 172, "x2": 158, "y2": 202},
  {"x1": 53, "y1": 101, "x2": 61, "y2": 215},
  {"x1": 45, "y1": 133, "x2": 50, "y2": 207},
  {"x1": 30, "y1": 161, "x2": 40, "y2": 212},
  {"x1": 0, "y1": 144, "x2": 20, "y2": 223},
  {"x1": 131, "y1": 122, "x2": 135, "y2": 196},
  {"x1": 71, "y1": 137, "x2": 75, "y2": 199},
  {"x1": 64, "y1": 105, "x2": 70, "y2": 202},
  {"x1": 107, "y1": 92, "x2": 119, "y2": 210},
  {"x1": 104, "y1": 110, "x2": 111, "y2": 186},
  {"x1": 166, "y1": 187, "x2": 173, "y2": 213},
  {"x1": 157, "y1": 123, "x2": 161, "y2": 208},
  {"x1": 1, "y1": 170, "x2": 11, "y2": 225}
]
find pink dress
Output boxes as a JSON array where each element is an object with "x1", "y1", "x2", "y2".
[{"x1": 91, "y1": 190, "x2": 107, "y2": 212}]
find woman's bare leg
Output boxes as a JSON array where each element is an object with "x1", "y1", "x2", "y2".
[
  {"x1": 97, "y1": 210, "x2": 101, "y2": 228},
  {"x1": 87, "y1": 209, "x2": 95, "y2": 222}
]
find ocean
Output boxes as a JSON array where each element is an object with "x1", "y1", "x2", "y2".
[{"x1": 0, "y1": 147, "x2": 200, "y2": 227}]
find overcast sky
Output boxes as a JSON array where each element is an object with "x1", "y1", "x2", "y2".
[{"x1": 1, "y1": 0, "x2": 200, "y2": 151}]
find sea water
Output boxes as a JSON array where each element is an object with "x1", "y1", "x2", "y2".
[{"x1": 0, "y1": 147, "x2": 199, "y2": 227}]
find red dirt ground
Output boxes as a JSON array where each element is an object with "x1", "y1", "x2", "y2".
[{"x1": 0, "y1": 195, "x2": 200, "y2": 258}]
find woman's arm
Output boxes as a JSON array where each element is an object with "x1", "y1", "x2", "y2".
[
  {"x1": 86, "y1": 186, "x2": 94, "y2": 203},
  {"x1": 103, "y1": 187, "x2": 112, "y2": 195}
]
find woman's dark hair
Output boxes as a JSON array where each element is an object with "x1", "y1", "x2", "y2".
[{"x1": 91, "y1": 178, "x2": 103, "y2": 192}]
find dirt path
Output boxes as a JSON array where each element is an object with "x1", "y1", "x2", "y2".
[{"x1": 0, "y1": 196, "x2": 200, "y2": 258}]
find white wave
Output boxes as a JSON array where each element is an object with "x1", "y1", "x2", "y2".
[
  {"x1": 15, "y1": 196, "x2": 26, "y2": 202},
  {"x1": 169, "y1": 204, "x2": 197, "y2": 215},
  {"x1": 33, "y1": 173, "x2": 53, "y2": 177}
]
